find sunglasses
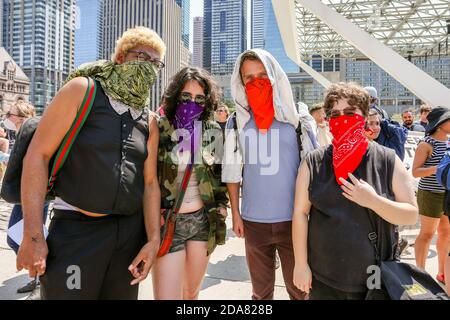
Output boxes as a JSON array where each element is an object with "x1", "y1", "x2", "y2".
[
  {"x1": 5, "y1": 112, "x2": 25, "y2": 118},
  {"x1": 179, "y1": 92, "x2": 206, "y2": 107},
  {"x1": 328, "y1": 106, "x2": 358, "y2": 118},
  {"x1": 127, "y1": 50, "x2": 165, "y2": 69}
]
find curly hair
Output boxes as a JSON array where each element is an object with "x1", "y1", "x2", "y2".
[
  {"x1": 162, "y1": 67, "x2": 222, "y2": 122},
  {"x1": 323, "y1": 82, "x2": 370, "y2": 117},
  {"x1": 11, "y1": 100, "x2": 36, "y2": 118},
  {"x1": 112, "y1": 26, "x2": 166, "y2": 63}
]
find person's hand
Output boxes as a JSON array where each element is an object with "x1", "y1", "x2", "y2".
[
  {"x1": 17, "y1": 234, "x2": 48, "y2": 277},
  {"x1": 232, "y1": 211, "x2": 244, "y2": 238},
  {"x1": 218, "y1": 207, "x2": 228, "y2": 218},
  {"x1": 293, "y1": 263, "x2": 312, "y2": 294},
  {"x1": 430, "y1": 165, "x2": 438, "y2": 175},
  {"x1": 339, "y1": 173, "x2": 378, "y2": 208},
  {"x1": 128, "y1": 241, "x2": 159, "y2": 285},
  {"x1": 0, "y1": 127, "x2": 6, "y2": 138}
]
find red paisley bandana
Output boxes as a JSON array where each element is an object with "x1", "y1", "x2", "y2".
[{"x1": 329, "y1": 114, "x2": 368, "y2": 185}]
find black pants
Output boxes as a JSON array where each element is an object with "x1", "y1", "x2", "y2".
[
  {"x1": 40, "y1": 209, "x2": 146, "y2": 300},
  {"x1": 309, "y1": 277, "x2": 367, "y2": 300}
]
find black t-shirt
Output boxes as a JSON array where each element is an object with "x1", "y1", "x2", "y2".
[{"x1": 305, "y1": 142, "x2": 398, "y2": 293}]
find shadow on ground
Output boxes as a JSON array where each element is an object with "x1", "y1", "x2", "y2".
[
  {"x1": 202, "y1": 254, "x2": 250, "y2": 291},
  {"x1": 0, "y1": 273, "x2": 30, "y2": 300}
]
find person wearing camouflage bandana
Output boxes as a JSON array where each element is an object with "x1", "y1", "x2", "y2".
[
  {"x1": 17, "y1": 27, "x2": 165, "y2": 300},
  {"x1": 152, "y1": 67, "x2": 229, "y2": 300}
]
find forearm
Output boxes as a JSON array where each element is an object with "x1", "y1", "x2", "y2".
[
  {"x1": 292, "y1": 212, "x2": 309, "y2": 266},
  {"x1": 143, "y1": 182, "x2": 161, "y2": 244},
  {"x1": 226, "y1": 183, "x2": 240, "y2": 216},
  {"x1": 412, "y1": 166, "x2": 436, "y2": 178},
  {"x1": 21, "y1": 153, "x2": 49, "y2": 239},
  {"x1": 369, "y1": 194, "x2": 417, "y2": 226}
]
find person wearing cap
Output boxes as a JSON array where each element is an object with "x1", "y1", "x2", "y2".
[
  {"x1": 364, "y1": 86, "x2": 389, "y2": 120},
  {"x1": 412, "y1": 106, "x2": 450, "y2": 285},
  {"x1": 309, "y1": 103, "x2": 332, "y2": 147},
  {"x1": 364, "y1": 86, "x2": 407, "y2": 160}
]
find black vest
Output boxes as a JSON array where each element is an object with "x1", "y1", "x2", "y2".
[
  {"x1": 54, "y1": 82, "x2": 149, "y2": 215},
  {"x1": 306, "y1": 142, "x2": 398, "y2": 293}
]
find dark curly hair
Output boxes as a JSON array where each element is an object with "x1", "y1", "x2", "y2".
[{"x1": 162, "y1": 67, "x2": 222, "y2": 122}]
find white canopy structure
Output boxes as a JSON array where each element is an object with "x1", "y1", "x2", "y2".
[{"x1": 272, "y1": 0, "x2": 450, "y2": 107}]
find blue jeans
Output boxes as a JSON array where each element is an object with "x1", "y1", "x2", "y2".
[{"x1": 6, "y1": 203, "x2": 49, "y2": 254}]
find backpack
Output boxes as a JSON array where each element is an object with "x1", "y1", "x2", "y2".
[
  {"x1": 0, "y1": 77, "x2": 96, "y2": 204},
  {"x1": 436, "y1": 149, "x2": 450, "y2": 215}
]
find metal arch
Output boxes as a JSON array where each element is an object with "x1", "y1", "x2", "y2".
[
  {"x1": 288, "y1": 0, "x2": 450, "y2": 59},
  {"x1": 272, "y1": 0, "x2": 450, "y2": 107}
]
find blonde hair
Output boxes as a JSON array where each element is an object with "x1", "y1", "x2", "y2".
[
  {"x1": 112, "y1": 26, "x2": 166, "y2": 63},
  {"x1": 11, "y1": 100, "x2": 36, "y2": 118}
]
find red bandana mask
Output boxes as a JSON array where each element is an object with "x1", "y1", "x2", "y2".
[
  {"x1": 245, "y1": 78, "x2": 275, "y2": 133},
  {"x1": 329, "y1": 114, "x2": 368, "y2": 185}
]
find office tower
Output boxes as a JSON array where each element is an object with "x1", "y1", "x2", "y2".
[{"x1": 192, "y1": 16, "x2": 203, "y2": 68}]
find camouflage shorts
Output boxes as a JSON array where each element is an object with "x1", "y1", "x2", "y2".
[{"x1": 168, "y1": 207, "x2": 210, "y2": 253}]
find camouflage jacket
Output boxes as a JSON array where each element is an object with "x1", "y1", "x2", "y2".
[{"x1": 157, "y1": 116, "x2": 228, "y2": 255}]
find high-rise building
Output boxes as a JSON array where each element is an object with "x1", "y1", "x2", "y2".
[
  {"x1": 175, "y1": 0, "x2": 190, "y2": 49},
  {"x1": 74, "y1": 0, "x2": 103, "y2": 67},
  {"x1": 345, "y1": 55, "x2": 450, "y2": 114},
  {"x1": 101, "y1": 0, "x2": 182, "y2": 111},
  {"x1": 203, "y1": 0, "x2": 212, "y2": 72},
  {"x1": 192, "y1": 16, "x2": 203, "y2": 68},
  {"x1": 211, "y1": 0, "x2": 247, "y2": 76},
  {"x1": 251, "y1": 0, "x2": 298, "y2": 73},
  {"x1": 3, "y1": 0, "x2": 76, "y2": 113}
]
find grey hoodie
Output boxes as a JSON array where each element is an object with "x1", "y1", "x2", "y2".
[{"x1": 222, "y1": 49, "x2": 319, "y2": 183}]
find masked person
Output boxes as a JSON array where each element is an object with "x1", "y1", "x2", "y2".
[
  {"x1": 152, "y1": 67, "x2": 228, "y2": 300},
  {"x1": 2, "y1": 100, "x2": 49, "y2": 296},
  {"x1": 16, "y1": 27, "x2": 164, "y2": 300},
  {"x1": 292, "y1": 82, "x2": 418, "y2": 300},
  {"x1": 222, "y1": 49, "x2": 318, "y2": 300}
]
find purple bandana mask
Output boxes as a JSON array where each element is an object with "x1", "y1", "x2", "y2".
[{"x1": 173, "y1": 101, "x2": 204, "y2": 156}]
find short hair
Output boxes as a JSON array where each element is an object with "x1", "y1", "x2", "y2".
[
  {"x1": 420, "y1": 104, "x2": 432, "y2": 114},
  {"x1": 112, "y1": 26, "x2": 166, "y2": 63},
  {"x1": 239, "y1": 51, "x2": 262, "y2": 84},
  {"x1": 162, "y1": 67, "x2": 222, "y2": 122},
  {"x1": 402, "y1": 109, "x2": 414, "y2": 116},
  {"x1": 309, "y1": 103, "x2": 324, "y2": 114},
  {"x1": 11, "y1": 100, "x2": 35, "y2": 118},
  {"x1": 216, "y1": 103, "x2": 229, "y2": 115},
  {"x1": 323, "y1": 82, "x2": 370, "y2": 117}
]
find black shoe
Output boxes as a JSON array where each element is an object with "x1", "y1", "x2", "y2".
[
  {"x1": 25, "y1": 284, "x2": 41, "y2": 300},
  {"x1": 398, "y1": 238, "x2": 409, "y2": 256},
  {"x1": 17, "y1": 279, "x2": 37, "y2": 294}
]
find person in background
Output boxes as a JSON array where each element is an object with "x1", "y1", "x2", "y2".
[
  {"x1": 3, "y1": 100, "x2": 49, "y2": 296},
  {"x1": 364, "y1": 87, "x2": 407, "y2": 160},
  {"x1": 364, "y1": 86, "x2": 389, "y2": 120},
  {"x1": 364, "y1": 109, "x2": 381, "y2": 141},
  {"x1": 309, "y1": 103, "x2": 332, "y2": 147},
  {"x1": 412, "y1": 106, "x2": 450, "y2": 285},
  {"x1": 402, "y1": 110, "x2": 425, "y2": 132},
  {"x1": 418, "y1": 104, "x2": 432, "y2": 129},
  {"x1": 0, "y1": 126, "x2": 9, "y2": 154},
  {"x1": 215, "y1": 103, "x2": 230, "y2": 136}
]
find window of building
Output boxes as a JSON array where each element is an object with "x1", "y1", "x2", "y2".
[
  {"x1": 219, "y1": 41, "x2": 226, "y2": 64},
  {"x1": 220, "y1": 11, "x2": 226, "y2": 32}
]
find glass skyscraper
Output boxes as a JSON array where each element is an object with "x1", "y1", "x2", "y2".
[
  {"x1": 74, "y1": 0, "x2": 103, "y2": 67},
  {"x1": 3, "y1": 0, "x2": 76, "y2": 113},
  {"x1": 175, "y1": 0, "x2": 190, "y2": 49},
  {"x1": 211, "y1": 0, "x2": 247, "y2": 75},
  {"x1": 251, "y1": 0, "x2": 298, "y2": 73}
]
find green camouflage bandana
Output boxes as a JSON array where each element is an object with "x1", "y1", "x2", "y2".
[{"x1": 66, "y1": 60, "x2": 157, "y2": 110}]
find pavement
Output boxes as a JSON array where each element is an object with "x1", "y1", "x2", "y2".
[{"x1": 0, "y1": 195, "x2": 442, "y2": 300}]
